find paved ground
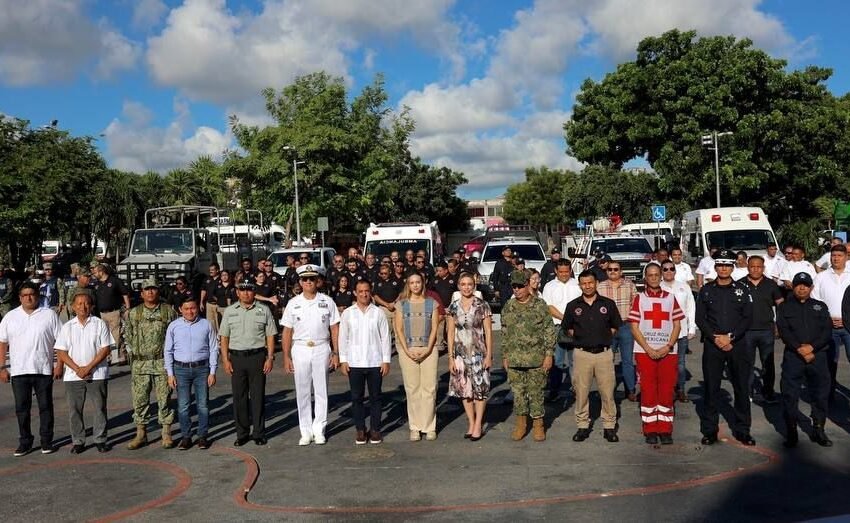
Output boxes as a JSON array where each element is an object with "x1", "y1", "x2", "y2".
[{"x1": 2, "y1": 330, "x2": 850, "y2": 522}]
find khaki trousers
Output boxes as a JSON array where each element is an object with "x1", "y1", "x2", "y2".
[
  {"x1": 206, "y1": 303, "x2": 220, "y2": 333},
  {"x1": 398, "y1": 347, "x2": 438, "y2": 432},
  {"x1": 100, "y1": 310, "x2": 123, "y2": 359},
  {"x1": 573, "y1": 348, "x2": 617, "y2": 429}
]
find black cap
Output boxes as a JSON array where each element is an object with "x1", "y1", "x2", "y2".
[
  {"x1": 599, "y1": 254, "x2": 612, "y2": 262},
  {"x1": 551, "y1": 248, "x2": 561, "y2": 254},
  {"x1": 236, "y1": 278, "x2": 256, "y2": 290},
  {"x1": 515, "y1": 257, "x2": 525, "y2": 265},
  {"x1": 792, "y1": 272, "x2": 814, "y2": 287},
  {"x1": 713, "y1": 249, "x2": 736, "y2": 265}
]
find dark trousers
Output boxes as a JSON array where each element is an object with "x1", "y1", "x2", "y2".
[
  {"x1": 745, "y1": 330, "x2": 776, "y2": 395},
  {"x1": 781, "y1": 350, "x2": 830, "y2": 427},
  {"x1": 65, "y1": 380, "x2": 108, "y2": 445},
  {"x1": 11, "y1": 374, "x2": 54, "y2": 447},
  {"x1": 700, "y1": 342, "x2": 754, "y2": 437},
  {"x1": 230, "y1": 351, "x2": 266, "y2": 439},
  {"x1": 348, "y1": 367, "x2": 383, "y2": 431}
]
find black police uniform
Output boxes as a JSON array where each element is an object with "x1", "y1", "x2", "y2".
[
  {"x1": 363, "y1": 264, "x2": 380, "y2": 284},
  {"x1": 432, "y1": 274, "x2": 457, "y2": 308},
  {"x1": 215, "y1": 282, "x2": 237, "y2": 307},
  {"x1": 741, "y1": 276, "x2": 783, "y2": 399},
  {"x1": 490, "y1": 257, "x2": 514, "y2": 306},
  {"x1": 93, "y1": 275, "x2": 128, "y2": 317},
  {"x1": 373, "y1": 277, "x2": 402, "y2": 304},
  {"x1": 776, "y1": 295, "x2": 832, "y2": 443},
  {"x1": 540, "y1": 256, "x2": 558, "y2": 287},
  {"x1": 333, "y1": 289, "x2": 355, "y2": 309},
  {"x1": 169, "y1": 288, "x2": 195, "y2": 311},
  {"x1": 695, "y1": 274, "x2": 754, "y2": 441}
]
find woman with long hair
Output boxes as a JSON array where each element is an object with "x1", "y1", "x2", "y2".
[
  {"x1": 447, "y1": 272, "x2": 493, "y2": 441},
  {"x1": 394, "y1": 273, "x2": 440, "y2": 441}
]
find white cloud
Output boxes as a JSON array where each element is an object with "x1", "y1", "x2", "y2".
[
  {"x1": 0, "y1": 0, "x2": 141, "y2": 85},
  {"x1": 400, "y1": 0, "x2": 805, "y2": 192},
  {"x1": 132, "y1": 0, "x2": 168, "y2": 30},
  {"x1": 95, "y1": 28, "x2": 143, "y2": 79},
  {"x1": 103, "y1": 99, "x2": 232, "y2": 173},
  {"x1": 146, "y1": 0, "x2": 468, "y2": 104},
  {"x1": 584, "y1": 0, "x2": 796, "y2": 60}
]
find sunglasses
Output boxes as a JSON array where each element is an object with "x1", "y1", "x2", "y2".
[
  {"x1": 662, "y1": 267, "x2": 676, "y2": 272},
  {"x1": 511, "y1": 283, "x2": 526, "y2": 289},
  {"x1": 300, "y1": 276, "x2": 317, "y2": 282}
]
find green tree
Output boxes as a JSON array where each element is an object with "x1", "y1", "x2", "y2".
[
  {"x1": 504, "y1": 167, "x2": 573, "y2": 226},
  {"x1": 225, "y1": 72, "x2": 468, "y2": 237},
  {"x1": 565, "y1": 30, "x2": 850, "y2": 224}
]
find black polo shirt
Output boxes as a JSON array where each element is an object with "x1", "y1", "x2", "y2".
[
  {"x1": 373, "y1": 277, "x2": 402, "y2": 304},
  {"x1": 344, "y1": 270, "x2": 368, "y2": 286},
  {"x1": 562, "y1": 294, "x2": 622, "y2": 348},
  {"x1": 169, "y1": 288, "x2": 195, "y2": 310},
  {"x1": 202, "y1": 276, "x2": 220, "y2": 303},
  {"x1": 265, "y1": 272, "x2": 283, "y2": 291},
  {"x1": 432, "y1": 275, "x2": 456, "y2": 307},
  {"x1": 334, "y1": 289, "x2": 355, "y2": 308},
  {"x1": 254, "y1": 281, "x2": 274, "y2": 299},
  {"x1": 363, "y1": 264, "x2": 380, "y2": 284},
  {"x1": 742, "y1": 277, "x2": 783, "y2": 330},
  {"x1": 94, "y1": 275, "x2": 128, "y2": 312},
  {"x1": 214, "y1": 283, "x2": 236, "y2": 306}
]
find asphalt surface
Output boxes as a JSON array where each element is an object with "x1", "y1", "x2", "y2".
[{"x1": 2, "y1": 328, "x2": 850, "y2": 522}]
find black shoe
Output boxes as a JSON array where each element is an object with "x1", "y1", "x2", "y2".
[
  {"x1": 40, "y1": 442, "x2": 55, "y2": 455},
  {"x1": 177, "y1": 438, "x2": 192, "y2": 450},
  {"x1": 572, "y1": 428, "x2": 590, "y2": 442},
  {"x1": 70, "y1": 444, "x2": 85, "y2": 454},
  {"x1": 735, "y1": 433, "x2": 756, "y2": 446},
  {"x1": 645, "y1": 433, "x2": 659, "y2": 445},
  {"x1": 784, "y1": 429, "x2": 798, "y2": 449},
  {"x1": 811, "y1": 426, "x2": 833, "y2": 447},
  {"x1": 13, "y1": 444, "x2": 32, "y2": 457},
  {"x1": 96, "y1": 443, "x2": 109, "y2": 453},
  {"x1": 233, "y1": 437, "x2": 250, "y2": 447},
  {"x1": 762, "y1": 392, "x2": 779, "y2": 405},
  {"x1": 603, "y1": 429, "x2": 619, "y2": 443},
  {"x1": 197, "y1": 437, "x2": 211, "y2": 450},
  {"x1": 463, "y1": 433, "x2": 472, "y2": 439},
  {"x1": 660, "y1": 433, "x2": 673, "y2": 445},
  {"x1": 701, "y1": 434, "x2": 718, "y2": 446},
  {"x1": 254, "y1": 437, "x2": 268, "y2": 446}
]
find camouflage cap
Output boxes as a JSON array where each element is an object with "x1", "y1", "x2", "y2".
[
  {"x1": 78, "y1": 268, "x2": 92, "y2": 277},
  {"x1": 89, "y1": 260, "x2": 99, "y2": 268},
  {"x1": 71, "y1": 287, "x2": 94, "y2": 301},
  {"x1": 141, "y1": 278, "x2": 159, "y2": 289},
  {"x1": 510, "y1": 269, "x2": 529, "y2": 286}
]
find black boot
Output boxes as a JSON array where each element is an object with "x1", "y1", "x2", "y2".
[
  {"x1": 783, "y1": 424, "x2": 798, "y2": 448},
  {"x1": 811, "y1": 423, "x2": 832, "y2": 448}
]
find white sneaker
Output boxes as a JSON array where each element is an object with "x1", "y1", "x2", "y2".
[
  {"x1": 298, "y1": 435, "x2": 312, "y2": 446},
  {"x1": 313, "y1": 433, "x2": 326, "y2": 445}
]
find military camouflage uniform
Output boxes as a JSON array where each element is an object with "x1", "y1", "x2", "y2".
[
  {"x1": 125, "y1": 303, "x2": 177, "y2": 426},
  {"x1": 501, "y1": 295, "x2": 556, "y2": 418}
]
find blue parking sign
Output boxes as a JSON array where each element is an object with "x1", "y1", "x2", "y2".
[
  {"x1": 576, "y1": 219, "x2": 586, "y2": 228},
  {"x1": 651, "y1": 205, "x2": 666, "y2": 222}
]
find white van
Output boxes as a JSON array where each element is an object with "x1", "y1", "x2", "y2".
[
  {"x1": 618, "y1": 221, "x2": 675, "y2": 251},
  {"x1": 363, "y1": 222, "x2": 443, "y2": 265},
  {"x1": 680, "y1": 207, "x2": 777, "y2": 265}
]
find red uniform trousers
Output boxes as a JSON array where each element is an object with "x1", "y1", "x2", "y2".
[{"x1": 636, "y1": 353, "x2": 677, "y2": 434}]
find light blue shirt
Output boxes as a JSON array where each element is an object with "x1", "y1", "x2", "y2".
[{"x1": 164, "y1": 316, "x2": 219, "y2": 376}]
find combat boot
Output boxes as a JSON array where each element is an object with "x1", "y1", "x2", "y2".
[
  {"x1": 811, "y1": 424, "x2": 833, "y2": 447},
  {"x1": 511, "y1": 415, "x2": 528, "y2": 441},
  {"x1": 127, "y1": 425, "x2": 147, "y2": 450},
  {"x1": 532, "y1": 417, "x2": 546, "y2": 442},
  {"x1": 161, "y1": 424, "x2": 174, "y2": 449}
]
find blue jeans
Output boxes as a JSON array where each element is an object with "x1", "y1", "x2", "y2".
[
  {"x1": 828, "y1": 328, "x2": 850, "y2": 397},
  {"x1": 612, "y1": 324, "x2": 635, "y2": 393},
  {"x1": 676, "y1": 337, "x2": 689, "y2": 391},
  {"x1": 174, "y1": 365, "x2": 210, "y2": 438}
]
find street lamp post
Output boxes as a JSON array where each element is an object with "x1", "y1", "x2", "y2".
[
  {"x1": 283, "y1": 146, "x2": 306, "y2": 246},
  {"x1": 701, "y1": 131, "x2": 733, "y2": 208}
]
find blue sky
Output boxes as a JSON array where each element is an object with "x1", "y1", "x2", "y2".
[{"x1": 2, "y1": 0, "x2": 848, "y2": 199}]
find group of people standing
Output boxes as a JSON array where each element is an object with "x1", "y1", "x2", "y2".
[{"x1": 0, "y1": 238, "x2": 845, "y2": 456}]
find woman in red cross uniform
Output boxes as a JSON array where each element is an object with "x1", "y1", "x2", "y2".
[{"x1": 628, "y1": 263, "x2": 684, "y2": 445}]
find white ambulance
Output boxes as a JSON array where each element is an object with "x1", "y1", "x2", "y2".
[
  {"x1": 363, "y1": 222, "x2": 443, "y2": 265},
  {"x1": 680, "y1": 207, "x2": 777, "y2": 265}
]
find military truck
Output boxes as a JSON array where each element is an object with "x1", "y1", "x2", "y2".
[{"x1": 115, "y1": 206, "x2": 267, "y2": 298}]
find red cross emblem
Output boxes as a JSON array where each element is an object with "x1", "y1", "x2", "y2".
[{"x1": 643, "y1": 302, "x2": 668, "y2": 329}]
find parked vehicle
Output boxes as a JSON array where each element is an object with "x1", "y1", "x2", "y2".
[
  {"x1": 363, "y1": 222, "x2": 443, "y2": 265},
  {"x1": 680, "y1": 207, "x2": 777, "y2": 266}
]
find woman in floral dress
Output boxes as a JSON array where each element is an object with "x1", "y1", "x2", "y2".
[{"x1": 447, "y1": 272, "x2": 493, "y2": 441}]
